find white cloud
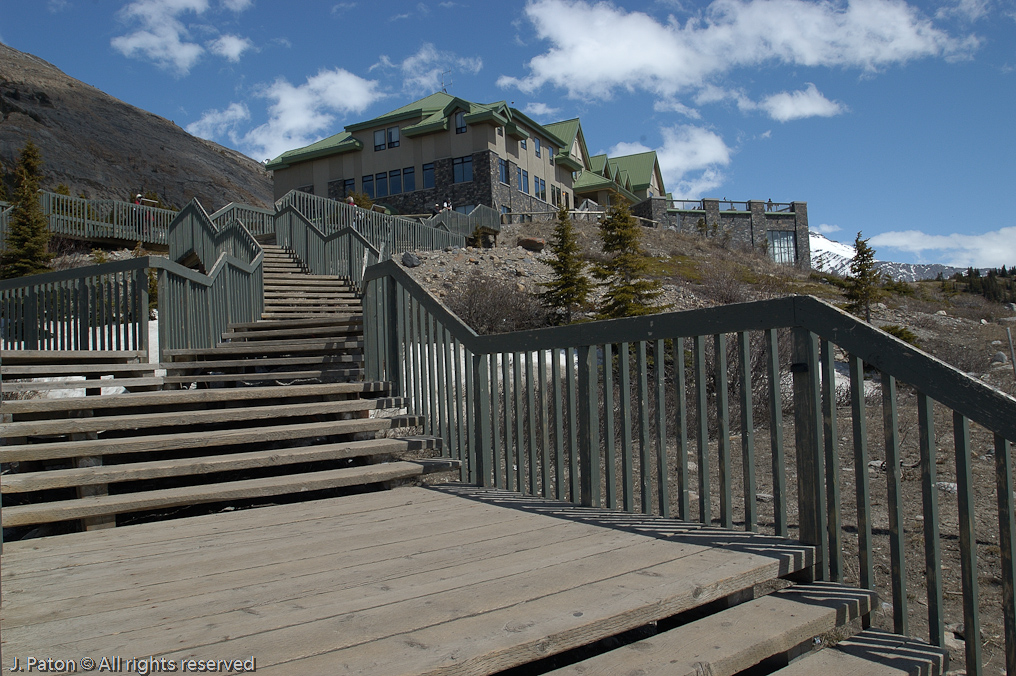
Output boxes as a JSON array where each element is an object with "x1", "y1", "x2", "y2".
[
  {"x1": 208, "y1": 34, "x2": 254, "y2": 62},
  {"x1": 936, "y1": 0, "x2": 991, "y2": 21},
  {"x1": 111, "y1": 0, "x2": 209, "y2": 75},
  {"x1": 759, "y1": 83, "x2": 846, "y2": 121},
  {"x1": 523, "y1": 102, "x2": 561, "y2": 117},
  {"x1": 611, "y1": 125, "x2": 732, "y2": 197},
  {"x1": 499, "y1": 0, "x2": 975, "y2": 100},
  {"x1": 812, "y1": 223, "x2": 843, "y2": 235},
  {"x1": 240, "y1": 69, "x2": 385, "y2": 161},
  {"x1": 870, "y1": 226, "x2": 1016, "y2": 267},
  {"x1": 653, "y1": 98, "x2": 702, "y2": 119},
  {"x1": 186, "y1": 102, "x2": 250, "y2": 141},
  {"x1": 48, "y1": 0, "x2": 70, "y2": 12},
  {"x1": 331, "y1": 2, "x2": 356, "y2": 13},
  {"x1": 221, "y1": 0, "x2": 253, "y2": 10},
  {"x1": 376, "y1": 44, "x2": 483, "y2": 95}
]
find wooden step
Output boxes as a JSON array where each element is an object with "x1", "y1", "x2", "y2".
[
  {"x1": 0, "y1": 350, "x2": 146, "y2": 365},
  {"x1": 163, "y1": 354, "x2": 360, "y2": 369},
  {"x1": 545, "y1": 582, "x2": 877, "y2": 676},
  {"x1": 770, "y1": 628, "x2": 949, "y2": 675},
  {"x1": 0, "y1": 397, "x2": 407, "y2": 437},
  {"x1": 0, "y1": 376, "x2": 164, "y2": 393},
  {"x1": 0, "y1": 414, "x2": 425, "y2": 463},
  {"x1": 220, "y1": 325, "x2": 362, "y2": 342},
  {"x1": 0, "y1": 382, "x2": 391, "y2": 415},
  {"x1": 0, "y1": 459, "x2": 460, "y2": 527},
  {"x1": 162, "y1": 367, "x2": 362, "y2": 385},
  {"x1": 260, "y1": 311, "x2": 362, "y2": 320},
  {"x1": 227, "y1": 315, "x2": 361, "y2": 331},
  {"x1": 164, "y1": 338, "x2": 362, "y2": 358},
  {"x1": 2, "y1": 361, "x2": 160, "y2": 377},
  {"x1": 2, "y1": 436, "x2": 440, "y2": 493}
]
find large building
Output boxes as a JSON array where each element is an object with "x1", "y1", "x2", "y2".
[
  {"x1": 267, "y1": 92, "x2": 809, "y2": 268},
  {"x1": 266, "y1": 92, "x2": 663, "y2": 219}
]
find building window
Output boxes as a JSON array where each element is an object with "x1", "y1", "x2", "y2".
[
  {"x1": 516, "y1": 167, "x2": 521, "y2": 189},
  {"x1": 520, "y1": 138, "x2": 527, "y2": 150},
  {"x1": 496, "y1": 126, "x2": 504, "y2": 136},
  {"x1": 521, "y1": 170, "x2": 529, "y2": 194},
  {"x1": 375, "y1": 172, "x2": 388, "y2": 198},
  {"x1": 403, "y1": 166, "x2": 415, "y2": 192},
  {"x1": 374, "y1": 130, "x2": 386, "y2": 151},
  {"x1": 498, "y1": 158, "x2": 509, "y2": 185},
  {"x1": 535, "y1": 177, "x2": 546, "y2": 201},
  {"x1": 769, "y1": 231, "x2": 797, "y2": 265},
  {"x1": 389, "y1": 169, "x2": 402, "y2": 195},
  {"x1": 534, "y1": 138, "x2": 541, "y2": 158},
  {"x1": 342, "y1": 178, "x2": 355, "y2": 198},
  {"x1": 362, "y1": 175, "x2": 374, "y2": 199},
  {"x1": 455, "y1": 111, "x2": 466, "y2": 134},
  {"x1": 387, "y1": 126, "x2": 400, "y2": 148},
  {"x1": 422, "y1": 163, "x2": 435, "y2": 189},
  {"x1": 453, "y1": 156, "x2": 473, "y2": 183}
]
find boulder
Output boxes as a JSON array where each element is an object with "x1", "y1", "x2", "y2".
[
  {"x1": 401, "y1": 252, "x2": 422, "y2": 268},
  {"x1": 517, "y1": 237, "x2": 546, "y2": 252}
]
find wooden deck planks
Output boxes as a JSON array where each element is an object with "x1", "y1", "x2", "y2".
[{"x1": 2, "y1": 486, "x2": 814, "y2": 675}]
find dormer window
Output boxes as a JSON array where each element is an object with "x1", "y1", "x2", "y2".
[{"x1": 455, "y1": 111, "x2": 466, "y2": 134}]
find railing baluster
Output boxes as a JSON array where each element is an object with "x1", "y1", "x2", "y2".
[
  {"x1": 620, "y1": 342, "x2": 634, "y2": 512},
  {"x1": 637, "y1": 341, "x2": 652, "y2": 514},
  {"x1": 539, "y1": 349, "x2": 551, "y2": 498},
  {"x1": 578, "y1": 343, "x2": 600, "y2": 508},
  {"x1": 465, "y1": 347, "x2": 475, "y2": 484},
  {"x1": 490, "y1": 353, "x2": 502, "y2": 489},
  {"x1": 954, "y1": 413, "x2": 982, "y2": 675},
  {"x1": 503, "y1": 352, "x2": 515, "y2": 492},
  {"x1": 453, "y1": 338, "x2": 466, "y2": 479},
  {"x1": 472, "y1": 351, "x2": 492, "y2": 487},
  {"x1": 821, "y1": 339, "x2": 843, "y2": 582},
  {"x1": 514, "y1": 352, "x2": 525, "y2": 493},
  {"x1": 994, "y1": 433, "x2": 1016, "y2": 675},
  {"x1": 738, "y1": 331, "x2": 756, "y2": 532},
  {"x1": 849, "y1": 355, "x2": 875, "y2": 619},
  {"x1": 694, "y1": 334, "x2": 710, "y2": 525},
  {"x1": 792, "y1": 328, "x2": 826, "y2": 579},
  {"x1": 436, "y1": 324, "x2": 449, "y2": 458},
  {"x1": 553, "y1": 348, "x2": 566, "y2": 501},
  {"x1": 882, "y1": 374, "x2": 908, "y2": 635},
  {"x1": 918, "y1": 392, "x2": 944, "y2": 647},
  {"x1": 655, "y1": 339, "x2": 668, "y2": 518},
  {"x1": 674, "y1": 337, "x2": 690, "y2": 521},
  {"x1": 603, "y1": 344, "x2": 616, "y2": 509},
  {"x1": 526, "y1": 350, "x2": 538, "y2": 495},
  {"x1": 567, "y1": 347, "x2": 579, "y2": 503},
  {"x1": 715, "y1": 333, "x2": 732, "y2": 529}
]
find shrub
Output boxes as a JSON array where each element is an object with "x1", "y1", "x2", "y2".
[
  {"x1": 880, "y1": 324, "x2": 920, "y2": 347},
  {"x1": 445, "y1": 271, "x2": 548, "y2": 335}
]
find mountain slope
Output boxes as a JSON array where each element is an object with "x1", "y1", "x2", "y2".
[
  {"x1": 0, "y1": 43, "x2": 271, "y2": 210},
  {"x1": 809, "y1": 231, "x2": 971, "y2": 282}
]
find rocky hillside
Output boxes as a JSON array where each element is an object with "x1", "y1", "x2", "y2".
[{"x1": 0, "y1": 43, "x2": 272, "y2": 210}]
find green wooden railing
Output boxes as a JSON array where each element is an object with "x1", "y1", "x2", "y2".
[
  {"x1": 0, "y1": 192, "x2": 176, "y2": 250},
  {"x1": 0, "y1": 258, "x2": 152, "y2": 353},
  {"x1": 274, "y1": 205, "x2": 382, "y2": 291},
  {"x1": 276, "y1": 191, "x2": 466, "y2": 254},
  {"x1": 362, "y1": 259, "x2": 1016, "y2": 676},
  {"x1": 211, "y1": 202, "x2": 275, "y2": 238},
  {"x1": 423, "y1": 205, "x2": 501, "y2": 237}
]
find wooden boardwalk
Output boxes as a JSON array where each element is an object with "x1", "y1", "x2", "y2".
[{"x1": 0, "y1": 485, "x2": 818, "y2": 675}]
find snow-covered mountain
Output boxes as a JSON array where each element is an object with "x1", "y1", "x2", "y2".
[{"x1": 809, "y1": 232, "x2": 970, "y2": 282}]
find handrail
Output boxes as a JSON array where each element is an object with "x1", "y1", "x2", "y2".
[
  {"x1": 275, "y1": 205, "x2": 381, "y2": 291},
  {"x1": 362, "y1": 258, "x2": 1016, "y2": 674},
  {"x1": 210, "y1": 202, "x2": 275, "y2": 238}
]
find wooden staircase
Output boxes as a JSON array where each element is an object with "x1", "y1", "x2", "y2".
[{"x1": 0, "y1": 245, "x2": 454, "y2": 537}]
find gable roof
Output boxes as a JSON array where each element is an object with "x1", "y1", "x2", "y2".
[
  {"x1": 607, "y1": 151, "x2": 665, "y2": 194},
  {"x1": 543, "y1": 118, "x2": 589, "y2": 172},
  {"x1": 267, "y1": 92, "x2": 569, "y2": 170}
]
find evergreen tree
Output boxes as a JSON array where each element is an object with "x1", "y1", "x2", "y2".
[
  {"x1": 592, "y1": 194, "x2": 665, "y2": 319},
  {"x1": 0, "y1": 140, "x2": 53, "y2": 280},
  {"x1": 844, "y1": 231, "x2": 882, "y2": 322},
  {"x1": 539, "y1": 206, "x2": 592, "y2": 324}
]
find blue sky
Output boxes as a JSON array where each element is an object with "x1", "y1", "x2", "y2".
[{"x1": 1, "y1": 0, "x2": 1014, "y2": 266}]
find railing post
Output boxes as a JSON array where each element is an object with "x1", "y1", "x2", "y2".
[
  {"x1": 385, "y1": 277, "x2": 402, "y2": 394},
  {"x1": 578, "y1": 344, "x2": 600, "y2": 507},
  {"x1": 472, "y1": 352, "x2": 492, "y2": 487},
  {"x1": 792, "y1": 327, "x2": 827, "y2": 580},
  {"x1": 136, "y1": 266, "x2": 149, "y2": 355}
]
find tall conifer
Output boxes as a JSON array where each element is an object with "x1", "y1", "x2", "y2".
[
  {"x1": 539, "y1": 206, "x2": 591, "y2": 324},
  {"x1": 844, "y1": 231, "x2": 882, "y2": 322},
  {"x1": 592, "y1": 194, "x2": 664, "y2": 319},
  {"x1": 1, "y1": 140, "x2": 52, "y2": 279}
]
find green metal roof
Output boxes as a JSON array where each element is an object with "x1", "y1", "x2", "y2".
[
  {"x1": 607, "y1": 151, "x2": 664, "y2": 194},
  {"x1": 265, "y1": 131, "x2": 362, "y2": 170}
]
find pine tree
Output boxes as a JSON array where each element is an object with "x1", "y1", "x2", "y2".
[
  {"x1": 0, "y1": 140, "x2": 53, "y2": 280},
  {"x1": 539, "y1": 206, "x2": 592, "y2": 324},
  {"x1": 592, "y1": 194, "x2": 665, "y2": 319},
  {"x1": 844, "y1": 231, "x2": 882, "y2": 322}
]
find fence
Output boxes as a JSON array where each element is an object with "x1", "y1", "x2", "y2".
[
  {"x1": 211, "y1": 202, "x2": 275, "y2": 238},
  {"x1": 362, "y1": 259, "x2": 1016, "y2": 676},
  {"x1": 423, "y1": 205, "x2": 501, "y2": 237},
  {"x1": 274, "y1": 205, "x2": 382, "y2": 292}
]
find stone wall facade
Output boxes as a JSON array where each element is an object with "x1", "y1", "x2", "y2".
[{"x1": 634, "y1": 198, "x2": 810, "y2": 269}]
